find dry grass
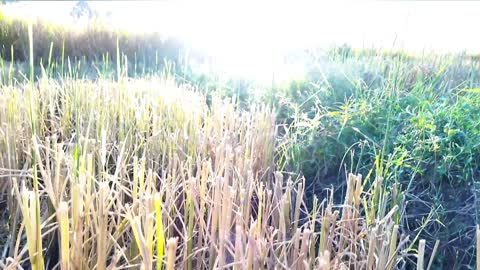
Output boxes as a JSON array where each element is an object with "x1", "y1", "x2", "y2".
[{"x1": 0, "y1": 76, "x2": 427, "y2": 269}]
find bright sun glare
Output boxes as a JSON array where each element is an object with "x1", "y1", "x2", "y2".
[{"x1": 3, "y1": 1, "x2": 480, "y2": 82}]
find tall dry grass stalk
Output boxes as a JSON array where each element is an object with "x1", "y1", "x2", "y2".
[
  {"x1": 477, "y1": 225, "x2": 480, "y2": 270},
  {"x1": 0, "y1": 78, "x2": 422, "y2": 269}
]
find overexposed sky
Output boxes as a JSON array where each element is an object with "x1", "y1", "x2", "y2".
[
  {"x1": 3, "y1": 1, "x2": 480, "y2": 53},
  {"x1": 2, "y1": 1, "x2": 480, "y2": 80}
]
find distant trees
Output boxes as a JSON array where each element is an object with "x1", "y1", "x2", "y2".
[
  {"x1": 1, "y1": 0, "x2": 18, "y2": 5},
  {"x1": 70, "y1": 0, "x2": 94, "y2": 20}
]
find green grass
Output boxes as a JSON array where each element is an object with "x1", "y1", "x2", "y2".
[{"x1": 272, "y1": 49, "x2": 480, "y2": 269}]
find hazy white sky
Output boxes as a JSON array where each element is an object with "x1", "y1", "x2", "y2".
[
  {"x1": 2, "y1": 1, "x2": 480, "y2": 80},
  {"x1": 3, "y1": 1, "x2": 480, "y2": 53}
]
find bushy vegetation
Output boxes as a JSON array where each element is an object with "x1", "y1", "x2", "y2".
[
  {"x1": 0, "y1": 12, "x2": 183, "y2": 68},
  {"x1": 276, "y1": 50, "x2": 480, "y2": 267},
  {"x1": 0, "y1": 17, "x2": 480, "y2": 269}
]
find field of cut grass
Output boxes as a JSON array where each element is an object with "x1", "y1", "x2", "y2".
[
  {"x1": 0, "y1": 74, "x2": 429, "y2": 269},
  {"x1": 1, "y1": 18, "x2": 480, "y2": 269}
]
